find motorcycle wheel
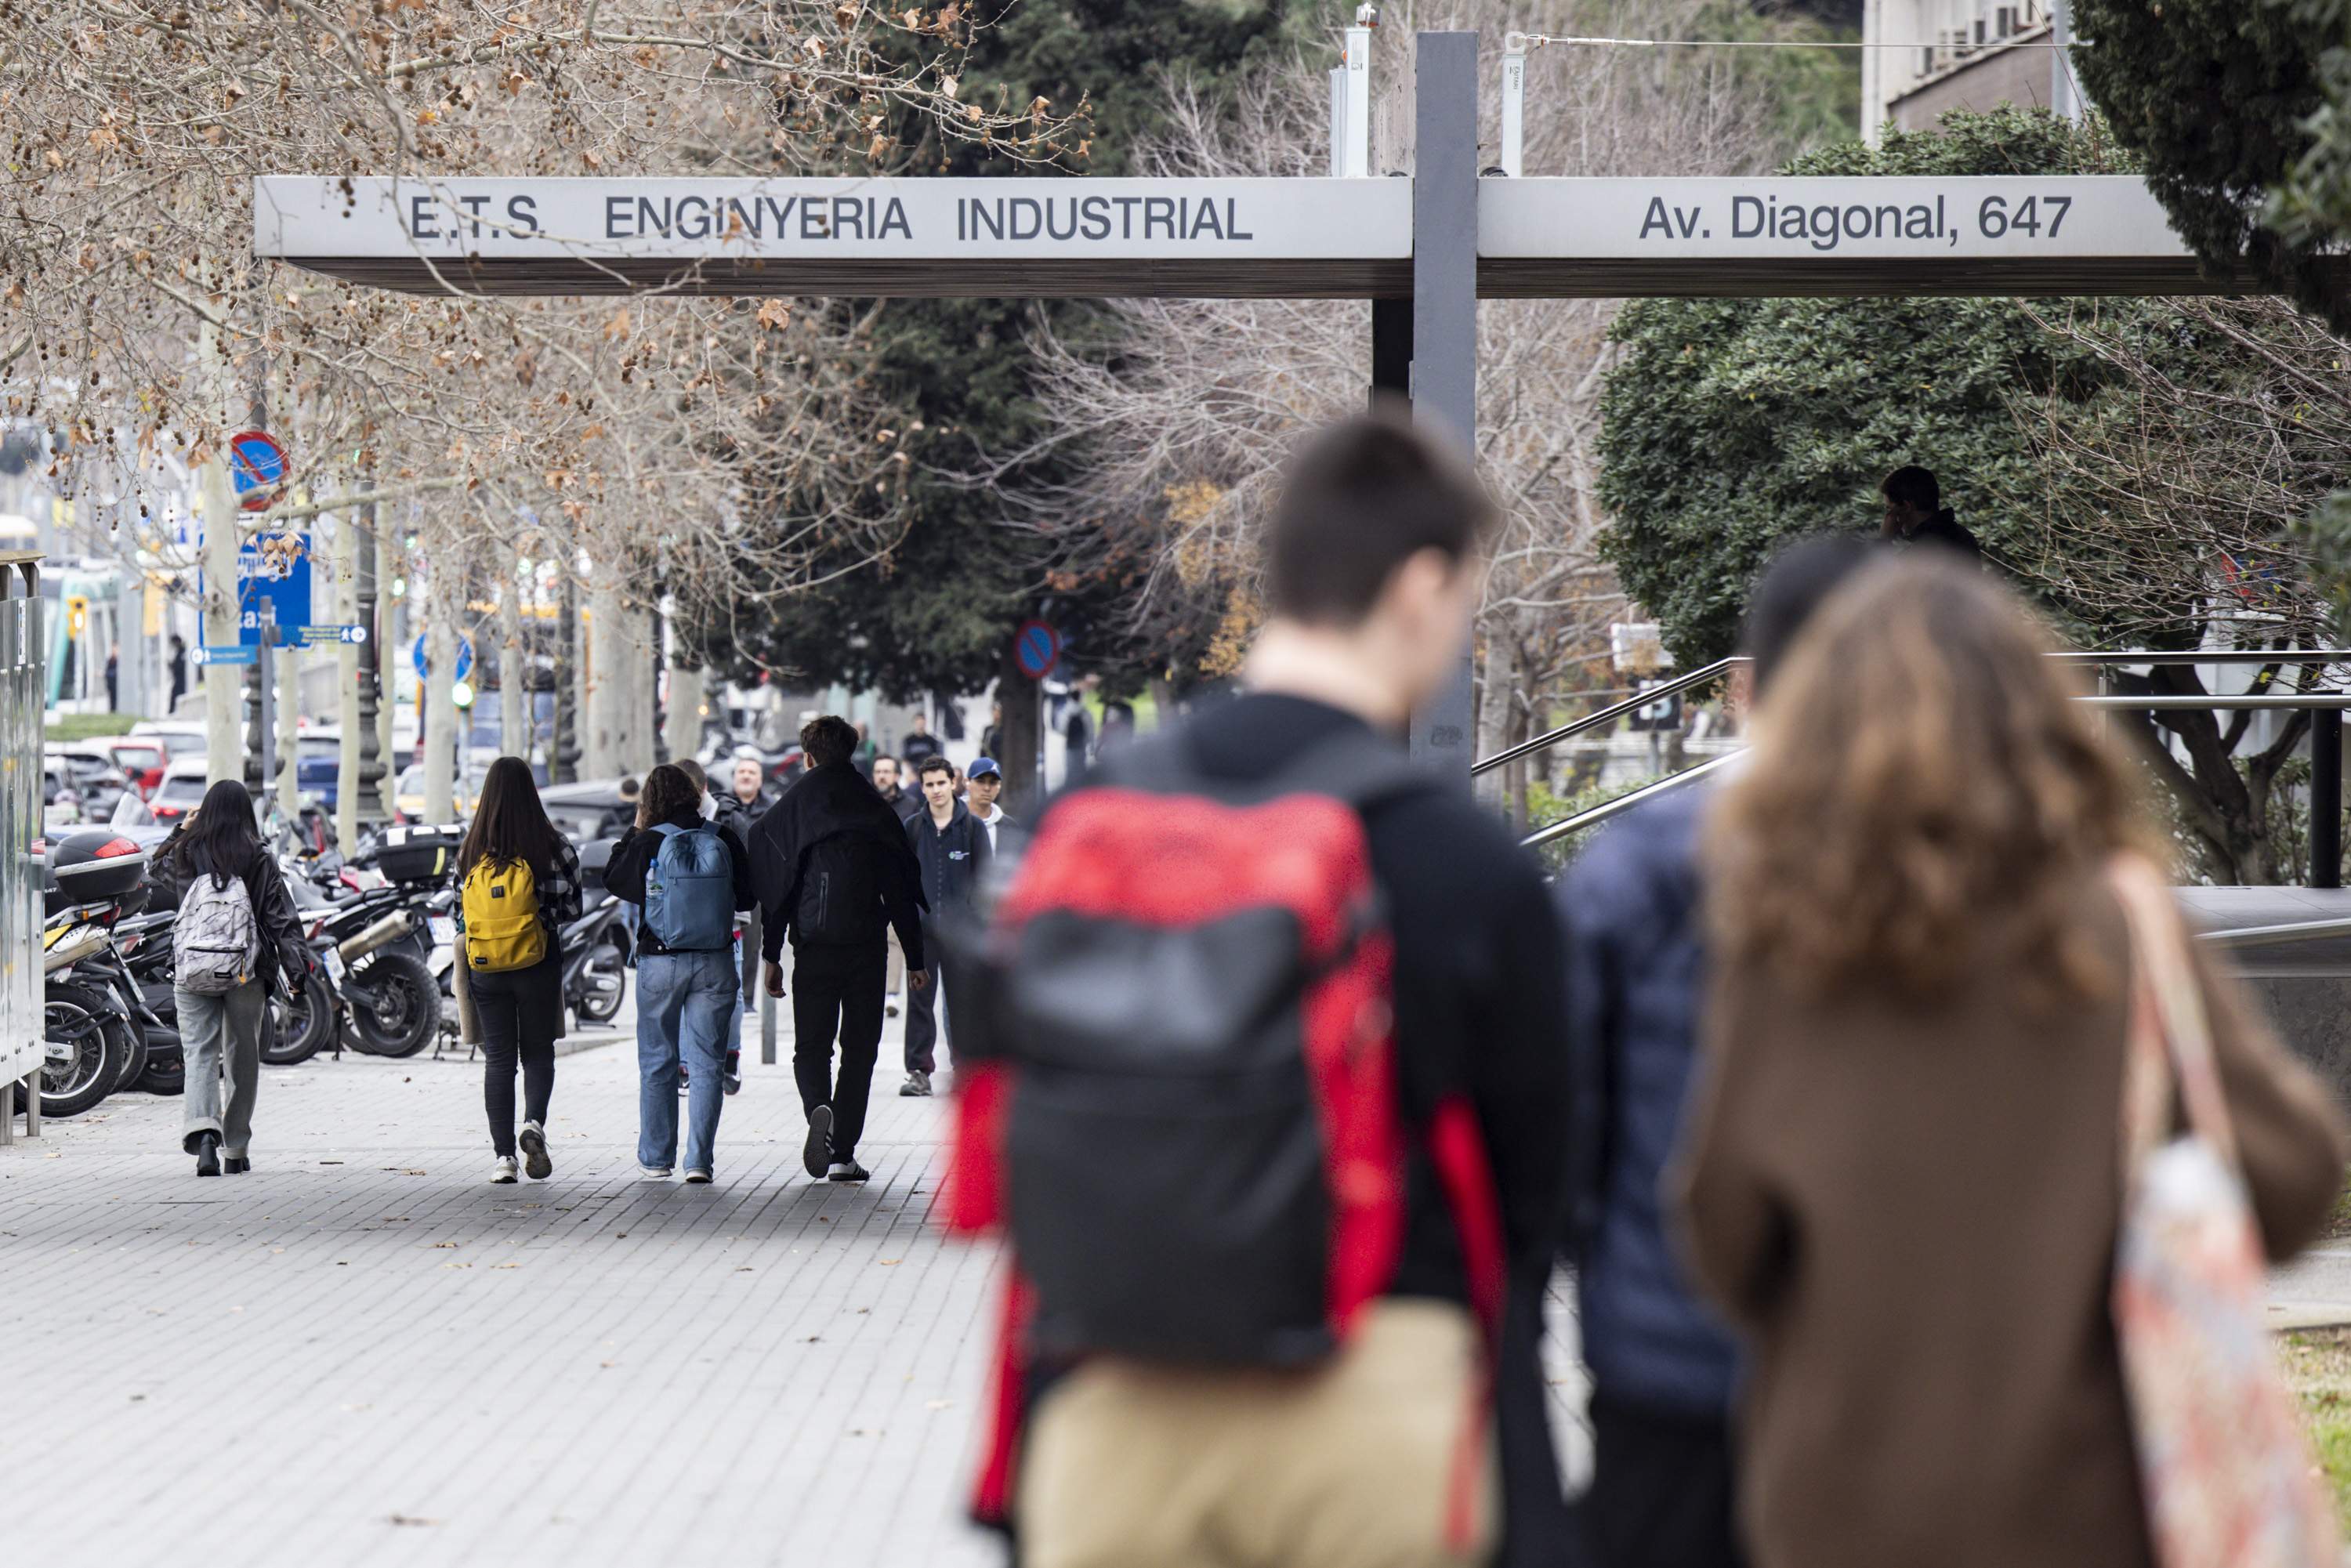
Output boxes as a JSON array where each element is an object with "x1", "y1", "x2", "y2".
[
  {"x1": 346, "y1": 950, "x2": 440, "y2": 1058},
  {"x1": 571, "y1": 940, "x2": 628, "y2": 1026},
  {"x1": 29, "y1": 983, "x2": 124, "y2": 1118},
  {"x1": 109, "y1": 1015, "x2": 149, "y2": 1095},
  {"x1": 262, "y1": 971, "x2": 335, "y2": 1066},
  {"x1": 137, "y1": 1052, "x2": 185, "y2": 1096}
]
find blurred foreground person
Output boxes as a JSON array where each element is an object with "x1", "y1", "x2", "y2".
[
  {"x1": 452, "y1": 757, "x2": 582, "y2": 1184},
  {"x1": 170, "y1": 780, "x2": 306, "y2": 1176},
  {"x1": 950, "y1": 409, "x2": 1571, "y2": 1568},
  {"x1": 749, "y1": 716, "x2": 927, "y2": 1184},
  {"x1": 1680, "y1": 558, "x2": 2346, "y2": 1568},
  {"x1": 1560, "y1": 538, "x2": 1870, "y2": 1568}
]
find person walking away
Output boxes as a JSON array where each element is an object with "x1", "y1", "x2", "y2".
[
  {"x1": 1559, "y1": 538, "x2": 1870, "y2": 1568},
  {"x1": 167, "y1": 633, "x2": 188, "y2": 712},
  {"x1": 1677, "y1": 556, "x2": 2346, "y2": 1568},
  {"x1": 606, "y1": 763, "x2": 753, "y2": 1183},
  {"x1": 1878, "y1": 464, "x2": 1980, "y2": 561},
  {"x1": 964, "y1": 756, "x2": 1016, "y2": 854},
  {"x1": 900, "y1": 712, "x2": 944, "y2": 770},
  {"x1": 900, "y1": 755, "x2": 990, "y2": 1097},
  {"x1": 169, "y1": 779, "x2": 308, "y2": 1176},
  {"x1": 949, "y1": 410, "x2": 1573, "y2": 1568},
  {"x1": 451, "y1": 756, "x2": 583, "y2": 1184},
  {"x1": 748, "y1": 715, "x2": 927, "y2": 1184},
  {"x1": 104, "y1": 643, "x2": 118, "y2": 712},
  {"x1": 680, "y1": 755, "x2": 754, "y2": 1095}
]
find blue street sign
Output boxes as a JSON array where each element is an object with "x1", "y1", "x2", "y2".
[
  {"x1": 221, "y1": 531, "x2": 311, "y2": 646},
  {"x1": 295, "y1": 624, "x2": 368, "y2": 647},
  {"x1": 194, "y1": 643, "x2": 256, "y2": 666},
  {"x1": 1015, "y1": 618, "x2": 1062, "y2": 681},
  {"x1": 412, "y1": 632, "x2": 475, "y2": 683}
]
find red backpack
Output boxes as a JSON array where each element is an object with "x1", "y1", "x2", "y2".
[{"x1": 945, "y1": 730, "x2": 1508, "y2": 1532}]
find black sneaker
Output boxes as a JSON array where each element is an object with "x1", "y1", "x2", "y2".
[
  {"x1": 827, "y1": 1159, "x2": 870, "y2": 1183},
  {"x1": 678, "y1": 1063, "x2": 690, "y2": 1095},
  {"x1": 723, "y1": 1052, "x2": 742, "y2": 1097},
  {"x1": 802, "y1": 1104, "x2": 834, "y2": 1179}
]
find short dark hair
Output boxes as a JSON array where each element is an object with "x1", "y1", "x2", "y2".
[
  {"x1": 1742, "y1": 537, "x2": 1877, "y2": 693},
  {"x1": 918, "y1": 754, "x2": 955, "y2": 780},
  {"x1": 1882, "y1": 465, "x2": 1940, "y2": 512},
  {"x1": 1266, "y1": 408, "x2": 1496, "y2": 626},
  {"x1": 800, "y1": 715, "x2": 857, "y2": 769}
]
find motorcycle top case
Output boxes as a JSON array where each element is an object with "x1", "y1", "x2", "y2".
[
  {"x1": 379, "y1": 824, "x2": 464, "y2": 885},
  {"x1": 47, "y1": 830, "x2": 149, "y2": 912}
]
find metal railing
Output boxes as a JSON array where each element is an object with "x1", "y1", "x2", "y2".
[{"x1": 1500, "y1": 648, "x2": 2351, "y2": 857}]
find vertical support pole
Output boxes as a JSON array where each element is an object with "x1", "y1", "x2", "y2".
[
  {"x1": 2314, "y1": 706, "x2": 2342, "y2": 889},
  {"x1": 2049, "y1": 0, "x2": 2080, "y2": 122},
  {"x1": 1499, "y1": 38, "x2": 1527, "y2": 178},
  {"x1": 257, "y1": 603, "x2": 275, "y2": 817},
  {"x1": 277, "y1": 608, "x2": 300, "y2": 818},
  {"x1": 1340, "y1": 20, "x2": 1373, "y2": 178},
  {"x1": 1860, "y1": 0, "x2": 1885, "y2": 146},
  {"x1": 1371, "y1": 295, "x2": 1411, "y2": 407},
  {"x1": 1410, "y1": 31, "x2": 1479, "y2": 777},
  {"x1": 1329, "y1": 67, "x2": 1349, "y2": 178}
]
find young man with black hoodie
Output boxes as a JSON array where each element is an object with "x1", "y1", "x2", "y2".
[
  {"x1": 749, "y1": 715, "x2": 928, "y2": 1183},
  {"x1": 1005, "y1": 411, "x2": 1572, "y2": 1568},
  {"x1": 899, "y1": 752, "x2": 991, "y2": 1097}
]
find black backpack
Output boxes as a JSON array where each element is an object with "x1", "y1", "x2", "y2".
[{"x1": 794, "y1": 830, "x2": 886, "y2": 946}]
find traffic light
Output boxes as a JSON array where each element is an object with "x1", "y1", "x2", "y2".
[{"x1": 64, "y1": 594, "x2": 88, "y2": 636}]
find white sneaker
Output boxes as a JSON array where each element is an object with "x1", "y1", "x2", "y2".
[
  {"x1": 684, "y1": 1168, "x2": 712, "y2": 1185},
  {"x1": 639, "y1": 1163, "x2": 672, "y2": 1179},
  {"x1": 518, "y1": 1121, "x2": 552, "y2": 1181},
  {"x1": 491, "y1": 1157, "x2": 519, "y2": 1184}
]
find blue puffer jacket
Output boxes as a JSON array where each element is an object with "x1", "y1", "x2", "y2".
[{"x1": 1559, "y1": 786, "x2": 1741, "y2": 1416}]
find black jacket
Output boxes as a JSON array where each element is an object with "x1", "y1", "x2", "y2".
[
  {"x1": 161, "y1": 831, "x2": 307, "y2": 994},
  {"x1": 748, "y1": 762, "x2": 926, "y2": 965},
  {"x1": 908, "y1": 801, "x2": 991, "y2": 916},
  {"x1": 877, "y1": 784, "x2": 922, "y2": 827},
  {"x1": 1904, "y1": 508, "x2": 1983, "y2": 563},
  {"x1": 605, "y1": 812, "x2": 755, "y2": 956}
]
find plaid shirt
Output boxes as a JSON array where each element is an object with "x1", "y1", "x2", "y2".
[{"x1": 451, "y1": 836, "x2": 584, "y2": 936}]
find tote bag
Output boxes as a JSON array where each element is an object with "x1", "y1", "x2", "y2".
[{"x1": 2108, "y1": 858, "x2": 2338, "y2": 1568}]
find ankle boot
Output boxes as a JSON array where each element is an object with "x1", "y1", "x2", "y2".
[{"x1": 194, "y1": 1132, "x2": 220, "y2": 1177}]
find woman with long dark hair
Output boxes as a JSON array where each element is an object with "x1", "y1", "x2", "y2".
[
  {"x1": 169, "y1": 778, "x2": 305, "y2": 1176},
  {"x1": 1679, "y1": 558, "x2": 2345, "y2": 1568},
  {"x1": 451, "y1": 756, "x2": 581, "y2": 1183}
]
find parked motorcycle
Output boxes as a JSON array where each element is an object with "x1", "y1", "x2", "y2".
[
  {"x1": 24, "y1": 830, "x2": 155, "y2": 1117},
  {"x1": 288, "y1": 875, "x2": 442, "y2": 1058}
]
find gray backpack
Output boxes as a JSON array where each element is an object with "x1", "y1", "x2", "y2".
[{"x1": 176, "y1": 870, "x2": 259, "y2": 995}]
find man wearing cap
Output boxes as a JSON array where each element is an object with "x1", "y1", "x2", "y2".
[{"x1": 963, "y1": 755, "x2": 1016, "y2": 854}]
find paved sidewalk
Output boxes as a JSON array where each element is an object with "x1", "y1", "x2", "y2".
[{"x1": 0, "y1": 1016, "x2": 1003, "y2": 1568}]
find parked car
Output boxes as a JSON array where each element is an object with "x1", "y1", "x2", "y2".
[
  {"x1": 148, "y1": 757, "x2": 209, "y2": 824},
  {"x1": 44, "y1": 746, "x2": 132, "y2": 820},
  {"x1": 71, "y1": 735, "x2": 166, "y2": 798},
  {"x1": 392, "y1": 762, "x2": 484, "y2": 824}
]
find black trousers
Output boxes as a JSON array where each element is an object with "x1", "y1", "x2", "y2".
[
  {"x1": 469, "y1": 953, "x2": 560, "y2": 1160},
  {"x1": 791, "y1": 940, "x2": 886, "y2": 1157},
  {"x1": 902, "y1": 918, "x2": 951, "y2": 1075},
  {"x1": 1576, "y1": 1395, "x2": 1746, "y2": 1568}
]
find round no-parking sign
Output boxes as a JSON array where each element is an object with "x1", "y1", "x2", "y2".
[{"x1": 1015, "y1": 619, "x2": 1062, "y2": 681}]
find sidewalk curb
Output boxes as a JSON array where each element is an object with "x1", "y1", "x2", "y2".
[{"x1": 2268, "y1": 1303, "x2": 2351, "y2": 1333}]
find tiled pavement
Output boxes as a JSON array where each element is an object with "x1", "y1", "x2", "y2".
[{"x1": 0, "y1": 1011, "x2": 1005, "y2": 1568}]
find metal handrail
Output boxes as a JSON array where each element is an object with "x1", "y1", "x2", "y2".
[
  {"x1": 1472, "y1": 657, "x2": 1746, "y2": 777},
  {"x1": 1520, "y1": 753, "x2": 1741, "y2": 849},
  {"x1": 1507, "y1": 650, "x2": 2351, "y2": 853},
  {"x1": 2201, "y1": 917, "x2": 2351, "y2": 948},
  {"x1": 1478, "y1": 647, "x2": 2351, "y2": 779}
]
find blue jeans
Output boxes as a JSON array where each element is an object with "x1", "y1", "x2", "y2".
[{"x1": 636, "y1": 948, "x2": 738, "y2": 1173}]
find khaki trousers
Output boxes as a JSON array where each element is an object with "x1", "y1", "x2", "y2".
[{"x1": 1019, "y1": 1299, "x2": 1496, "y2": 1568}]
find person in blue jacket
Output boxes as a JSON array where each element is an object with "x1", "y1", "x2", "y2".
[
  {"x1": 607, "y1": 763, "x2": 755, "y2": 1185},
  {"x1": 1560, "y1": 537, "x2": 1871, "y2": 1568}
]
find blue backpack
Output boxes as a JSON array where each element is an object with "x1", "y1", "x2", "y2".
[{"x1": 645, "y1": 823, "x2": 734, "y2": 951}]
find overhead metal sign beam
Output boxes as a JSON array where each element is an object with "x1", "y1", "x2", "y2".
[
  {"x1": 252, "y1": 170, "x2": 2273, "y2": 301},
  {"x1": 253, "y1": 176, "x2": 1414, "y2": 299}
]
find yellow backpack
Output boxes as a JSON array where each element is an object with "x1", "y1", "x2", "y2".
[{"x1": 460, "y1": 856, "x2": 545, "y2": 972}]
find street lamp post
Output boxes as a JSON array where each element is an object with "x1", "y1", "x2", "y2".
[{"x1": 351, "y1": 491, "x2": 386, "y2": 824}]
